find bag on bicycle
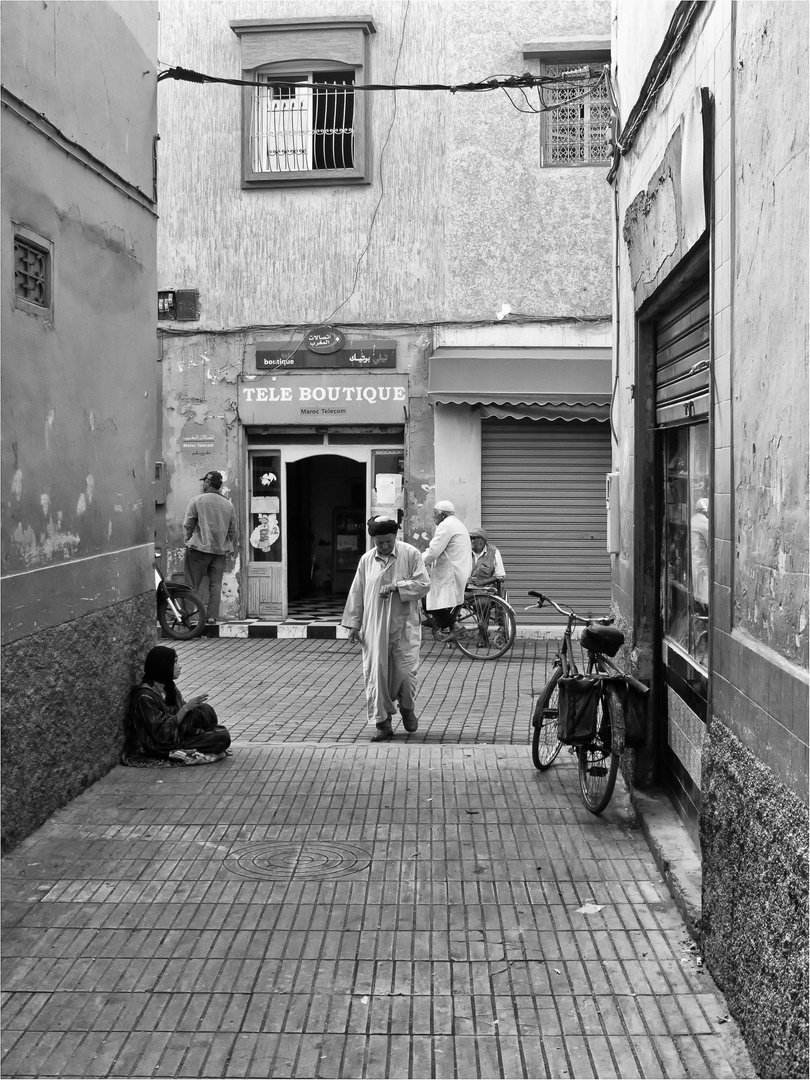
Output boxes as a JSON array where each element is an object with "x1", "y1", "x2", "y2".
[
  {"x1": 603, "y1": 676, "x2": 650, "y2": 749},
  {"x1": 557, "y1": 675, "x2": 602, "y2": 745}
]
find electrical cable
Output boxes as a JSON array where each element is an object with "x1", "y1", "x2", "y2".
[
  {"x1": 158, "y1": 65, "x2": 582, "y2": 94},
  {"x1": 322, "y1": 0, "x2": 410, "y2": 326}
]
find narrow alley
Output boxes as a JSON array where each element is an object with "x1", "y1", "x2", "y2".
[{"x1": 1, "y1": 639, "x2": 753, "y2": 1079}]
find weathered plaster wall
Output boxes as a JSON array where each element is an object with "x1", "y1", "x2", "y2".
[
  {"x1": 1, "y1": 0, "x2": 157, "y2": 196},
  {"x1": 612, "y1": 2, "x2": 809, "y2": 1071},
  {"x1": 1, "y1": 594, "x2": 156, "y2": 853},
  {"x1": 702, "y1": 721, "x2": 809, "y2": 1080},
  {"x1": 2, "y1": 2, "x2": 158, "y2": 576},
  {"x1": 156, "y1": 0, "x2": 611, "y2": 326},
  {"x1": 1, "y1": 1, "x2": 159, "y2": 850},
  {"x1": 732, "y1": 2, "x2": 809, "y2": 665}
]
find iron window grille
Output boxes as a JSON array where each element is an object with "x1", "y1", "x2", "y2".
[
  {"x1": 542, "y1": 63, "x2": 611, "y2": 167},
  {"x1": 251, "y1": 72, "x2": 355, "y2": 174},
  {"x1": 14, "y1": 237, "x2": 50, "y2": 307},
  {"x1": 13, "y1": 226, "x2": 54, "y2": 319}
]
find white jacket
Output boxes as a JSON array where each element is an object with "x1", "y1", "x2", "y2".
[{"x1": 423, "y1": 515, "x2": 472, "y2": 608}]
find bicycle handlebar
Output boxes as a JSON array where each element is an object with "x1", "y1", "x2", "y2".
[{"x1": 524, "y1": 589, "x2": 613, "y2": 625}]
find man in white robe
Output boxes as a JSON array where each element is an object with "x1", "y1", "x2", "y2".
[
  {"x1": 422, "y1": 500, "x2": 473, "y2": 637},
  {"x1": 342, "y1": 517, "x2": 431, "y2": 741}
]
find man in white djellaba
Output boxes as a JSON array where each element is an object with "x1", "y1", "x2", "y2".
[
  {"x1": 342, "y1": 516, "x2": 431, "y2": 742},
  {"x1": 421, "y1": 500, "x2": 473, "y2": 639}
]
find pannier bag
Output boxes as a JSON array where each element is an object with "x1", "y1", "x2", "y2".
[
  {"x1": 580, "y1": 623, "x2": 625, "y2": 658},
  {"x1": 557, "y1": 675, "x2": 602, "y2": 745},
  {"x1": 603, "y1": 676, "x2": 650, "y2": 751}
]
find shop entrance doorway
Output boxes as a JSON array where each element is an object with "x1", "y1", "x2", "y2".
[{"x1": 286, "y1": 455, "x2": 366, "y2": 609}]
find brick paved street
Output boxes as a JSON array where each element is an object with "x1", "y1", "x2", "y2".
[{"x1": 1, "y1": 639, "x2": 754, "y2": 1078}]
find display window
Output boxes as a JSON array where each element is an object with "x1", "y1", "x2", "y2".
[
  {"x1": 662, "y1": 424, "x2": 710, "y2": 666},
  {"x1": 249, "y1": 453, "x2": 282, "y2": 563}
]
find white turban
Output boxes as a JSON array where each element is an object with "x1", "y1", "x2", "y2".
[{"x1": 433, "y1": 500, "x2": 456, "y2": 514}]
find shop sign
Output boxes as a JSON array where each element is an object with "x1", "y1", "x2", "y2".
[
  {"x1": 255, "y1": 338, "x2": 396, "y2": 370},
  {"x1": 239, "y1": 373, "x2": 409, "y2": 425},
  {"x1": 304, "y1": 327, "x2": 345, "y2": 353},
  {"x1": 180, "y1": 425, "x2": 217, "y2": 457}
]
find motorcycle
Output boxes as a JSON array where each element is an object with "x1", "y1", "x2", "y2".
[{"x1": 155, "y1": 557, "x2": 206, "y2": 639}]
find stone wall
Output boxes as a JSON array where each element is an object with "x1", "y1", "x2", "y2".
[
  {"x1": 1, "y1": 594, "x2": 156, "y2": 853},
  {"x1": 701, "y1": 720, "x2": 809, "y2": 1079}
]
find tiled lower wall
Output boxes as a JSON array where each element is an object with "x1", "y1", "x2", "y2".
[{"x1": 713, "y1": 627, "x2": 809, "y2": 804}]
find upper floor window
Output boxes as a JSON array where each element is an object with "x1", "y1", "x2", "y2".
[
  {"x1": 231, "y1": 17, "x2": 376, "y2": 188},
  {"x1": 252, "y1": 71, "x2": 355, "y2": 174},
  {"x1": 541, "y1": 62, "x2": 611, "y2": 166},
  {"x1": 523, "y1": 38, "x2": 611, "y2": 169},
  {"x1": 13, "y1": 225, "x2": 54, "y2": 320}
]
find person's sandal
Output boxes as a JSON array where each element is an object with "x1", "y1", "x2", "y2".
[{"x1": 372, "y1": 718, "x2": 393, "y2": 741}]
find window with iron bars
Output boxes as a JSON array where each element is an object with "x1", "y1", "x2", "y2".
[
  {"x1": 13, "y1": 227, "x2": 53, "y2": 318},
  {"x1": 542, "y1": 64, "x2": 611, "y2": 167},
  {"x1": 251, "y1": 72, "x2": 355, "y2": 174}
]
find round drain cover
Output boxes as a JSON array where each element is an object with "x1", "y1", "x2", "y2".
[{"x1": 224, "y1": 841, "x2": 372, "y2": 880}]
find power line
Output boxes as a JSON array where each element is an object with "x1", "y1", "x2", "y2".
[{"x1": 156, "y1": 64, "x2": 606, "y2": 99}]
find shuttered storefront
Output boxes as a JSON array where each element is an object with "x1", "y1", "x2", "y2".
[
  {"x1": 655, "y1": 279, "x2": 710, "y2": 425},
  {"x1": 481, "y1": 419, "x2": 612, "y2": 624}
]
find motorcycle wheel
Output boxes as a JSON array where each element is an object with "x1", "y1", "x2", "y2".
[{"x1": 158, "y1": 592, "x2": 206, "y2": 640}]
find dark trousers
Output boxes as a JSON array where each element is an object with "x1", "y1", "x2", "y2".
[
  {"x1": 184, "y1": 548, "x2": 226, "y2": 620},
  {"x1": 181, "y1": 703, "x2": 231, "y2": 755},
  {"x1": 422, "y1": 600, "x2": 458, "y2": 630}
]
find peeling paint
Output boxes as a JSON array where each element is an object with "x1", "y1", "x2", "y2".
[
  {"x1": 76, "y1": 493, "x2": 87, "y2": 516},
  {"x1": 86, "y1": 475, "x2": 95, "y2": 504},
  {"x1": 11, "y1": 469, "x2": 22, "y2": 501}
]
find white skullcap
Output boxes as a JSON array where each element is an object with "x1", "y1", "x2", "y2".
[{"x1": 433, "y1": 500, "x2": 456, "y2": 514}]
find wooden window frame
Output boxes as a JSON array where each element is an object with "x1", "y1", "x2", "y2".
[{"x1": 231, "y1": 16, "x2": 376, "y2": 190}]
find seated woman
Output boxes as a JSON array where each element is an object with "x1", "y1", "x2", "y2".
[{"x1": 123, "y1": 645, "x2": 231, "y2": 765}]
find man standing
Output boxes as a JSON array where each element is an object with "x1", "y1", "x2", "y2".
[
  {"x1": 422, "y1": 499, "x2": 472, "y2": 636},
  {"x1": 342, "y1": 516, "x2": 431, "y2": 741},
  {"x1": 183, "y1": 470, "x2": 236, "y2": 624},
  {"x1": 468, "y1": 527, "x2": 507, "y2": 592}
]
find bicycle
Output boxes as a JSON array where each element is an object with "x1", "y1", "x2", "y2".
[
  {"x1": 422, "y1": 586, "x2": 517, "y2": 660},
  {"x1": 526, "y1": 589, "x2": 648, "y2": 814}
]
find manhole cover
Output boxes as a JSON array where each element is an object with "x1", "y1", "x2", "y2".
[{"x1": 224, "y1": 841, "x2": 372, "y2": 880}]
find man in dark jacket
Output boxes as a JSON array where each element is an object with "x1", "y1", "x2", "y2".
[
  {"x1": 468, "y1": 527, "x2": 507, "y2": 592},
  {"x1": 183, "y1": 470, "x2": 236, "y2": 623}
]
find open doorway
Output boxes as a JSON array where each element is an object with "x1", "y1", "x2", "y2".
[{"x1": 286, "y1": 455, "x2": 366, "y2": 613}]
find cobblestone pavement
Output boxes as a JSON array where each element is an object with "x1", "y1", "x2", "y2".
[{"x1": 1, "y1": 638, "x2": 754, "y2": 1079}]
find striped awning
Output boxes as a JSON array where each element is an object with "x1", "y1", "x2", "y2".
[{"x1": 428, "y1": 348, "x2": 612, "y2": 412}]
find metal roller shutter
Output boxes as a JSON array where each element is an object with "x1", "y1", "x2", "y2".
[{"x1": 481, "y1": 419, "x2": 612, "y2": 625}]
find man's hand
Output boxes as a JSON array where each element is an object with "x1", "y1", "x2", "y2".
[
  {"x1": 348, "y1": 629, "x2": 363, "y2": 645},
  {"x1": 188, "y1": 693, "x2": 208, "y2": 707}
]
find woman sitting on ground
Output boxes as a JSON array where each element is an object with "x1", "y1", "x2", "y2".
[{"x1": 123, "y1": 645, "x2": 231, "y2": 765}]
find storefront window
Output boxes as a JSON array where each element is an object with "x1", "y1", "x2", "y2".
[
  {"x1": 663, "y1": 424, "x2": 709, "y2": 665},
  {"x1": 371, "y1": 449, "x2": 405, "y2": 521},
  {"x1": 249, "y1": 453, "x2": 282, "y2": 562}
]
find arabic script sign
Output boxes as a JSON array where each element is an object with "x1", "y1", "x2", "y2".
[
  {"x1": 255, "y1": 338, "x2": 397, "y2": 370},
  {"x1": 239, "y1": 373, "x2": 409, "y2": 425},
  {"x1": 304, "y1": 327, "x2": 345, "y2": 354}
]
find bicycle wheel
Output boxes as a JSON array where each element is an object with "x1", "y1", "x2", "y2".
[
  {"x1": 531, "y1": 666, "x2": 563, "y2": 770},
  {"x1": 454, "y1": 593, "x2": 516, "y2": 660},
  {"x1": 158, "y1": 593, "x2": 206, "y2": 640},
  {"x1": 577, "y1": 689, "x2": 619, "y2": 813}
]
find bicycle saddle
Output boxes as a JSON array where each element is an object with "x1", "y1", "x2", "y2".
[{"x1": 581, "y1": 623, "x2": 625, "y2": 657}]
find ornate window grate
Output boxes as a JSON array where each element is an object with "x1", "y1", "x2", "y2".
[
  {"x1": 251, "y1": 72, "x2": 355, "y2": 174},
  {"x1": 543, "y1": 64, "x2": 611, "y2": 166},
  {"x1": 14, "y1": 236, "x2": 51, "y2": 307}
]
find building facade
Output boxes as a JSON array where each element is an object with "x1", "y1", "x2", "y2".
[
  {"x1": 1, "y1": 3, "x2": 159, "y2": 849},
  {"x1": 156, "y1": 0, "x2": 614, "y2": 628},
  {"x1": 609, "y1": 2, "x2": 808, "y2": 1074}
]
